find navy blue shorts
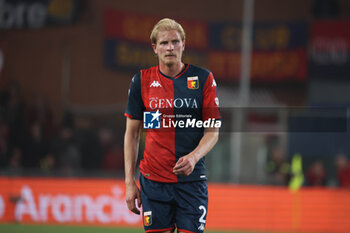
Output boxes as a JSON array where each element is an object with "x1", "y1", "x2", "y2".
[{"x1": 140, "y1": 174, "x2": 208, "y2": 233}]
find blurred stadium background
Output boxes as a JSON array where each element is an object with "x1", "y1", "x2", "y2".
[{"x1": 1, "y1": 0, "x2": 350, "y2": 232}]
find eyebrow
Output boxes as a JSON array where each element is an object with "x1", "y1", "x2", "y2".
[{"x1": 159, "y1": 39, "x2": 180, "y2": 43}]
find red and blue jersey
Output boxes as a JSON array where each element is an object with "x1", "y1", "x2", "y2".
[{"x1": 125, "y1": 64, "x2": 220, "y2": 183}]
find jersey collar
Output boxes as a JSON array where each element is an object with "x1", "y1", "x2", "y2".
[{"x1": 157, "y1": 64, "x2": 189, "y2": 80}]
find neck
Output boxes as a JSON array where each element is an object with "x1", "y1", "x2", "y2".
[{"x1": 159, "y1": 62, "x2": 185, "y2": 77}]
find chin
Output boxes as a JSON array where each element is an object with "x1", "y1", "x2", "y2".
[{"x1": 163, "y1": 60, "x2": 175, "y2": 66}]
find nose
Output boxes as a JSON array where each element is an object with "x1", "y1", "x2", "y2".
[{"x1": 166, "y1": 43, "x2": 174, "y2": 50}]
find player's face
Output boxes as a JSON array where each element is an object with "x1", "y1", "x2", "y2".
[{"x1": 152, "y1": 30, "x2": 185, "y2": 67}]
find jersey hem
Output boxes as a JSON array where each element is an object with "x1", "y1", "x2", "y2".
[
  {"x1": 140, "y1": 171, "x2": 178, "y2": 183},
  {"x1": 177, "y1": 229, "x2": 196, "y2": 233},
  {"x1": 140, "y1": 171, "x2": 207, "y2": 184},
  {"x1": 145, "y1": 227, "x2": 175, "y2": 233}
]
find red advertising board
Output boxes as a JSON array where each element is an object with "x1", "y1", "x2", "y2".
[
  {"x1": 0, "y1": 177, "x2": 141, "y2": 226},
  {"x1": 1, "y1": 177, "x2": 350, "y2": 233}
]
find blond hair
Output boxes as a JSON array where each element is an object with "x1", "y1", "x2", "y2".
[{"x1": 150, "y1": 18, "x2": 186, "y2": 44}]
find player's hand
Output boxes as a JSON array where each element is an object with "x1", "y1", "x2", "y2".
[
  {"x1": 173, "y1": 154, "x2": 197, "y2": 176},
  {"x1": 125, "y1": 180, "x2": 142, "y2": 215}
]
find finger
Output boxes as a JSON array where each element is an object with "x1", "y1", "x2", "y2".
[
  {"x1": 174, "y1": 166, "x2": 188, "y2": 175},
  {"x1": 180, "y1": 166, "x2": 193, "y2": 176},
  {"x1": 173, "y1": 165, "x2": 186, "y2": 173},
  {"x1": 129, "y1": 201, "x2": 140, "y2": 215},
  {"x1": 173, "y1": 165, "x2": 182, "y2": 172},
  {"x1": 176, "y1": 157, "x2": 186, "y2": 165},
  {"x1": 126, "y1": 197, "x2": 140, "y2": 215},
  {"x1": 174, "y1": 171, "x2": 184, "y2": 176},
  {"x1": 174, "y1": 158, "x2": 188, "y2": 170},
  {"x1": 173, "y1": 162, "x2": 183, "y2": 170},
  {"x1": 174, "y1": 160, "x2": 191, "y2": 172},
  {"x1": 137, "y1": 192, "x2": 142, "y2": 208},
  {"x1": 132, "y1": 207, "x2": 140, "y2": 215},
  {"x1": 126, "y1": 199, "x2": 136, "y2": 212},
  {"x1": 173, "y1": 169, "x2": 181, "y2": 175},
  {"x1": 173, "y1": 166, "x2": 182, "y2": 173},
  {"x1": 173, "y1": 166, "x2": 182, "y2": 174}
]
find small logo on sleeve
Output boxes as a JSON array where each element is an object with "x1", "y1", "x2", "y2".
[
  {"x1": 144, "y1": 211, "x2": 152, "y2": 226},
  {"x1": 143, "y1": 110, "x2": 161, "y2": 129},
  {"x1": 187, "y1": 76, "x2": 199, "y2": 89},
  {"x1": 215, "y1": 97, "x2": 219, "y2": 106},
  {"x1": 212, "y1": 79, "x2": 217, "y2": 87}
]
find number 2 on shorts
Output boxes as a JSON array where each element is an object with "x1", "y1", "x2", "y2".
[{"x1": 198, "y1": 205, "x2": 207, "y2": 223}]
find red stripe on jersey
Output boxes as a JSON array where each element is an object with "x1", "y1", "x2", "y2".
[
  {"x1": 173, "y1": 64, "x2": 189, "y2": 79},
  {"x1": 177, "y1": 229, "x2": 196, "y2": 233},
  {"x1": 124, "y1": 113, "x2": 133, "y2": 118},
  {"x1": 202, "y1": 72, "x2": 220, "y2": 121},
  {"x1": 139, "y1": 67, "x2": 177, "y2": 183}
]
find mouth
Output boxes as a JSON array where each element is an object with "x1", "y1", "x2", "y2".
[{"x1": 165, "y1": 54, "x2": 176, "y2": 58}]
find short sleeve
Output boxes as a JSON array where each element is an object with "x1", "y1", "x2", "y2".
[
  {"x1": 124, "y1": 72, "x2": 145, "y2": 120},
  {"x1": 202, "y1": 72, "x2": 220, "y2": 121}
]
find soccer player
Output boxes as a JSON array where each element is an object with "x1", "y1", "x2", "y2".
[{"x1": 124, "y1": 18, "x2": 220, "y2": 233}]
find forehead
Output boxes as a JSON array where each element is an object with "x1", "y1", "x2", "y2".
[{"x1": 156, "y1": 30, "x2": 182, "y2": 42}]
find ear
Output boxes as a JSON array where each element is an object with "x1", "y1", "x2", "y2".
[
  {"x1": 182, "y1": 40, "x2": 185, "y2": 51},
  {"x1": 152, "y1": 43, "x2": 158, "y2": 55}
]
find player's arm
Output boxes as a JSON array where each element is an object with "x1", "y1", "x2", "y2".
[
  {"x1": 173, "y1": 128, "x2": 219, "y2": 176},
  {"x1": 124, "y1": 117, "x2": 142, "y2": 215}
]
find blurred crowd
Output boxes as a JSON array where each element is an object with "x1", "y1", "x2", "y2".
[
  {"x1": 266, "y1": 141, "x2": 350, "y2": 188},
  {"x1": 0, "y1": 81, "x2": 124, "y2": 176}
]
